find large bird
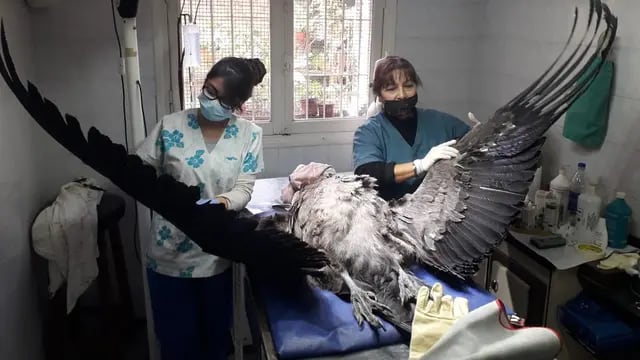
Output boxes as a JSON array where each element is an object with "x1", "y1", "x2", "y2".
[
  {"x1": 0, "y1": 0, "x2": 618, "y2": 331},
  {"x1": 260, "y1": 0, "x2": 618, "y2": 329}
]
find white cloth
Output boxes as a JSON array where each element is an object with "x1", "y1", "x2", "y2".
[
  {"x1": 421, "y1": 299, "x2": 562, "y2": 360},
  {"x1": 136, "y1": 109, "x2": 264, "y2": 278},
  {"x1": 466, "y1": 112, "x2": 481, "y2": 127},
  {"x1": 366, "y1": 99, "x2": 383, "y2": 118},
  {"x1": 32, "y1": 179, "x2": 104, "y2": 314}
]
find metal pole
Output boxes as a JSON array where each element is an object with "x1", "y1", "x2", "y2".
[
  {"x1": 122, "y1": 17, "x2": 146, "y2": 148},
  {"x1": 117, "y1": 1, "x2": 159, "y2": 359}
]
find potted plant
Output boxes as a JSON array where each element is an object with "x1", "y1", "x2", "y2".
[
  {"x1": 318, "y1": 103, "x2": 334, "y2": 118},
  {"x1": 295, "y1": 81, "x2": 319, "y2": 118}
]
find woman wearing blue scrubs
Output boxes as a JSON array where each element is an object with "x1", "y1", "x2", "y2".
[{"x1": 353, "y1": 56, "x2": 471, "y2": 200}]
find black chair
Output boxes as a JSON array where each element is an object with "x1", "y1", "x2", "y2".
[{"x1": 96, "y1": 192, "x2": 135, "y2": 332}]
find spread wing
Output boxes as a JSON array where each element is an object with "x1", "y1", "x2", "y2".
[
  {"x1": 392, "y1": 0, "x2": 617, "y2": 277},
  {"x1": 0, "y1": 21, "x2": 328, "y2": 275}
]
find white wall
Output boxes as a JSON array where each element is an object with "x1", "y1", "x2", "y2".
[
  {"x1": 474, "y1": 0, "x2": 640, "y2": 236},
  {"x1": 395, "y1": 0, "x2": 485, "y2": 121},
  {"x1": 262, "y1": 144, "x2": 353, "y2": 178},
  {"x1": 0, "y1": 1, "x2": 44, "y2": 359}
]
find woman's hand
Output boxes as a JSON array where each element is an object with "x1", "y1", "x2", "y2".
[{"x1": 215, "y1": 196, "x2": 229, "y2": 209}]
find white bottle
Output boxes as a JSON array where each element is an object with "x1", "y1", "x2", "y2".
[
  {"x1": 575, "y1": 183, "x2": 602, "y2": 244},
  {"x1": 550, "y1": 166, "x2": 571, "y2": 224}
]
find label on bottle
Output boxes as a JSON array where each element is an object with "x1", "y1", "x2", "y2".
[{"x1": 577, "y1": 206, "x2": 599, "y2": 233}]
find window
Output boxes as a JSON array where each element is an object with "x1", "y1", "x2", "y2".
[
  {"x1": 180, "y1": 0, "x2": 272, "y2": 122},
  {"x1": 179, "y1": 0, "x2": 392, "y2": 137}
]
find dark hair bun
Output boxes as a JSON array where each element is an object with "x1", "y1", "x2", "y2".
[{"x1": 245, "y1": 58, "x2": 266, "y2": 86}]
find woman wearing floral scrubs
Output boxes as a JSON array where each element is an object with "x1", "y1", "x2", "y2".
[{"x1": 136, "y1": 57, "x2": 266, "y2": 360}]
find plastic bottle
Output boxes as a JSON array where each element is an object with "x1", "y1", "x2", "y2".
[
  {"x1": 534, "y1": 190, "x2": 548, "y2": 229},
  {"x1": 550, "y1": 166, "x2": 571, "y2": 224},
  {"x1": 605, "y1": 192, "x2": 633, "y2": 249},
  {"x1": 526, "y1": 167, "x2": 542, "y2": 202},
  {"x1": 519, "y1": 201, "x2": 536, "y2": 230},
  {"x1": 543, "y1": 191, "x2": 560, "y2": 232},
  {"x1": 575, "y1": 183, "x2": 602, "y2": 245},
  {"x1": 568, "y1": 162, "x2": 587, "y2": 217},
  {"x1": 527, "y1": 203, "x2": 538, "y2": 230}
]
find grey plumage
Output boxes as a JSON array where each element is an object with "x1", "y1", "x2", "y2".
[
  {"x1": 264, "y1": 0, "x2": 618, "y2": 330},
  {"x1": 284, "y1": 173, "x2": 425, "y2": 327}
]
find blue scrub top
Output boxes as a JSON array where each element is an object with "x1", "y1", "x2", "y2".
[{"x1": 353, "y1": 108, "x2": 470, "y2": 199}]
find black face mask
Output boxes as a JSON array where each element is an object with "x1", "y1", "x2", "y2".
[{"x1": 382, "y1": 94, "x2": 418, "y2": 119}]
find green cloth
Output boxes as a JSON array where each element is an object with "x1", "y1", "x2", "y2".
[{"x1": 563, "y1": 57, "x2": 615, "y2": 148}]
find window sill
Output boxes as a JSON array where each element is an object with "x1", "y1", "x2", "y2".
[{"x1": 262, "y1": 131, "x2": 355, "y2": 149}]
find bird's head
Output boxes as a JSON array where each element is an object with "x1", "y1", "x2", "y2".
[{"x1": 280, "y1": 162, "x2": 336, "y2": 203}]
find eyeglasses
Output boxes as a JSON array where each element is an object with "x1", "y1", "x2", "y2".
[
  {"x1": 201, "y1": 84, "x2": 219, "y2": 100},
  {"x1": 201, "y1": 84, "x2": 233, "y2": 110}
]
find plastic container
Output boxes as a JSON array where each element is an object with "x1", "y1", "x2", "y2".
[
  {"x1": 527, "y1": 204, "x2": 538, "y2": 230},
  {"x1": 606, "y1": 192, "x2": 632, "y2": 249},
  {"x1": 519, "y1": 201, "x2": 537, "y2": 230},
  {"x1": 526, "y1": 167, "x2": 542, "y2": 202},
  {"x1": 568, "y1": 162, "x2": 587, "y2": 217},
  {"x1": 576, "y1": 183, "x2": 602, "y2": 250},
  {"x1": 550, "y1": 166, "x2": 571, "y2": 224}
]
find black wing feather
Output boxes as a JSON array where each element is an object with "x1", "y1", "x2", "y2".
[
  {"x1": 0, "y1": 21, "x2": 328, "y2": 275},
  {"x1": 393, "y1": 0, "x2": 618, "y2": 278}
]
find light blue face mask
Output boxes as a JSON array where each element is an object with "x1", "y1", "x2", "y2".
[{"x1": 198, "y1": 93, "x2": 233, "y2": 122}]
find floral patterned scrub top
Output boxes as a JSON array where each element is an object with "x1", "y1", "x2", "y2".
[{"x1": 136, "y1": 109, "x2": 264, "y2": 278}]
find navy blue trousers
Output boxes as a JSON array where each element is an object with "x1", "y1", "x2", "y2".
[{"x1": 147, "y1": 268, "x2": 233, "y2": 360}]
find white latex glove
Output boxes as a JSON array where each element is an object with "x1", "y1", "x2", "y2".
[
  {"x1": 413, "y1": 139, "x2": 459, "y2": 175},
  {"x1": 597, "y1": 253, "x2": 640, "y2": 275}
]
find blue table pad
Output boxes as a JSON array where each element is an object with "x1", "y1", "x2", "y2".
[{"x1": 252, "y1": 265, "x2": 497, "y2": 359}]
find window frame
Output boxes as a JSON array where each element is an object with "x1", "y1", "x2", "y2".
[{"x1": 156, "y1": 0, "x2": 397, "y2": 146}]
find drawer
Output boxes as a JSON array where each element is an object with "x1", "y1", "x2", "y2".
[{"x1": 489, "y1": 260, "x2": 531, "y2": 319}]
